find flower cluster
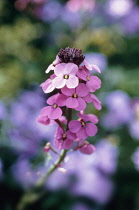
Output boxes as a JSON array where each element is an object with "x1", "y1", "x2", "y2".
[{"x1": 37, "y1": 47, "x2": 102, "y2": 154}]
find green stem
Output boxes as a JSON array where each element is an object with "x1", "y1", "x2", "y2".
[
  {"x1": 17, "y1": 150, "x2": 67, "y2": 210},
  {"x1": 17, "y1": 107, "x2": 72, "y2": 210}
]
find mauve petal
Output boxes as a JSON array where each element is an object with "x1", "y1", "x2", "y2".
[
  {"x1": 87, "y1": 76, "x2": 101, "y2": 92},
  {"x1": 77, "y1": 127, "x2": 88, "y2": 139},
  {"x1": 69, "y1": 120, "x2": 81, "y2": 133},
  {"x1": 66, "y1": 130, "x2": 77, "y2": 140},
  {"x1": 54, "y1": 139, "x2": 63, "y2": 150},
  {"x1": 55, "y1": 127, "x2": 63, "y2": 139},
  {"x1": 56, "y1": 94, "x2": 67, "y2": 106},
  {"x1": 45, "y1": 83, "x2": 55, "y2": 93},
  {"x1": 47, "y1": 93, "x2": 59, "y2": 105},
  {"x1": 91, "y1": 94, "x2": 102, "y2": 110},
  {"x1": 84, "y1": 60, "x2": 92, "y2": 70},
  {"x1": 91, "y1": 64, "x2": 101, "y2": 73},
  {"x1": 53, "y1": 76, "x2": 66, "y2": 89},
  {"x1": 61, "y1": 86, "x2": 75, "y2": 96},
  {"x1": 77, "y1": 70, "x2": 87, "y2": 81},
  {"x1": 63, "y1": 63, "x2": 78, "y2": 75},
  {"x1": 83, "y1": 94, "x2": 93, "y2": 103},
  {"x1": 93, "y1": 100, "x2": 102, "y2": 110},
  {"x1": 86, "y1": 114, "x2": 99, "y2": 124},
  {"x1": 86, "y1": 123, "x2": 98, "y2": 136},
  {"x1": 40, "y1": 79, "x2": 50, "y2": 89},
  {"x1": 53, "y1": 55, "x2": 60, "y2": 65},
  {"x1": 75, "y1": 98, "x2": 86, "y2": 111},
  {"x1": 63, "y1": 139, "x2": 73, "y2": 149},
  {"x1": 76, "y1": 83, "x2": 89, "y2": 97},
  {"x1": 66, "y1": 97, "x2": 79, "y2": 109},
  {"x1": 54, "y1": 63, "x2": 65, "y2": 76},
  {"x1": 37, "y1": 115, "x2": 50, "y2": 125},
  {"x1": 66, "y1": 75, "x2": 79, "y2": 88},
  {"x1": 49, "y1": 107, "x2": 62, "y2": 119},
  {"x1": 41, "y1": 106, "x2": 52, "y2": 116},
  {"x1": 80, "y1": 144, "x2": 95, "y2": 154},
  {"x1": 45, "y1": 64, "x2": 55, "y2": 73}
]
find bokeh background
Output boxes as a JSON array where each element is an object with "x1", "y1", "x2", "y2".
[{"x1": 0, "y1": 0, "x2": 139, "y2": 209}]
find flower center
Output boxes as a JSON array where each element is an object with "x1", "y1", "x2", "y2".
[
  {"x1": 62, "y1": 133, "x2": 66, "y2": 140},
  {"x1": 53, "y1": 104, "x2": 58, "y2": 108},
  {"x1": 80, "y1": 119, "x2": 86, "y2": 127},
  {"x1": 63, "y1": 74, "x2": 69, "y2": 79},
  {"x1": 72, "y1": 93, "x2": 78, "y2": 98},
  {"x1": 86, "y1": 76, "x2": 90, "y2": 81}
]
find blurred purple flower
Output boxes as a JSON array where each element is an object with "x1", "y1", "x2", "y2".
[
  {"x1": 129, "y1": 120, "x2": 139, "y2": 140},
  {"x1": 101, "y1": 90, "x2": 134, "y2": 129},
  {"x1": 122, "y1": 7, "x2": 139, "y2": 34},
  {"x1": 84, "y1": 53, "x2": 107, "y2": 72},
  {"x1": 72, "y1": 203, "x2": 93, "y2": 210},
  {"x1": 129, "y1": 99, "x2": 139, "y2": 140},
  {"x1": 131, "y1": 147, "x2": 139, "y2": 171},
  {"x1": 0, "y1": 101, "x2": 7, "y2": 120},
  {"x1": 12, "y1": 158, "x2": 46, "y2": 188},
  {"x1": 8, "y1": 89, "x2": 56, "y2": 156},
  {"x1": 94, "y1": 140, "x2": 119, "y2": 174},
  {"x1": 66, "y1": 0, "x2": 96, "y2": 13},
  {"x1": 60, "y1": 8, "x2": 82, "y2": 28},
  {"x1": 47, "y1": 139, "x2": 118, "y2": 204},
  {"x1": 105, "y1": 0, "x2": 133, "y2": 18},
  {"x1": 0, "y1": 159, "x2": 3, "y2": 179},
  {"x1": 38, "y1": 0, "x2": 62, "y2": 22}
]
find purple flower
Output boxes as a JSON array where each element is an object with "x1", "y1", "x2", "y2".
[
  {"x1": 53, "y1": 63, "x2": 79, "y2": 89},
  {"x1": 41, "y1": 93, "x2": 67, "y2": 120},
  {"x1": 122, "y1": 7, "x2": 139, "y2": 34},
  {"x1": 101, "y1": 90, "x2": 133, "y2": 129},
  {"x1": 105, "y1": 0, "x2": 133, "y2": 18},
  {"x1": 77, "y1": 67, "x2": 101, "y2": 92},
  {"x1": 0, "y1": 159, "x2": 3, "y2": 179},
  {"x1": 61, "y1": 83, "x2": 89, "y2": 111},
  {"x1": 38, "y1": 1, "x2": 62, "y2": 22},
  {"x1": 74, "y1": 140, "x2": 96, "y2": 155},
  {"x1": 11, "y1": 158, "x2": 45, "y2": 188},
  {"x1": 47, "y1": 139, "x2": 118, "y2": 204},
  {"x1": 131, "y1": 147, "x2": 139, "y2": 171},
  {"x1": 54, "y1": 127, "x2": 76, "y2": 150},
  {"x1": 129, "y1": 120, "x2": 139, "y2": 140},
  {"x1": 0, "y1": 101, "x2": 7, "y2": 120},
  {"x1": 69, "y1": 113, "x2": 98, "y2": 139}
]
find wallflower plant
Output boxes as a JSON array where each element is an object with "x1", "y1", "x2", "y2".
[{"x1": 18, "y1": 47, "x2": 101, "y2": 210}]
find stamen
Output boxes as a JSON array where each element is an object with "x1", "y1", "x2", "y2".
[
  {"x1": 73, "y1": 93, "x2": 78, "y2": 98},
  {"x1": 81, "y1": 121, "x2": 86, "y2": 127},
  {"x1": 64, "y1": 74, "x2": 69, "y2": 79},
  {"x1": 62, "y1": 134, "x2": 66, "y2": 139},
  {"x1": 53, "y1": 104, "x2": 57, "y2": 108},
  {"x1": 86, "y1": 76, "x2": 90, "y2": 81}
]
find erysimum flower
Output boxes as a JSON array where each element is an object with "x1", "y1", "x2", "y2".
[
  {"x1": 69, "y1": 113, "x2": 98, "y2": 139},
  {"x1": 74, "y1": 140, "x2": 96, "y2": 154},
  {"x1": 53, "y1": 63, "x2": 79, "y2": 89},
  {"x1": 77, "y1": 67, "x2": 101, "y2": 92},
  {"x1": 40, "y1": 93, "x2": 67, "y2": 120},
  {"x1": 61, "y1": 83, "x2": 89, "y2": 111},
  {"x1": 54, "y1": 127, "x2": 77, "y2": 149}
]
